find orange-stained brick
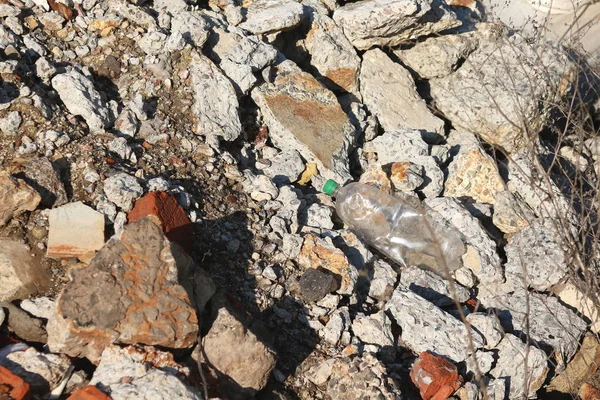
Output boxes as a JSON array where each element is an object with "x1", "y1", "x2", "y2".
[
  {"x1": 127, "y1": 192, "x2": 193, "y2": 253},
  {"x1": 0, "y1": 365, "x2": 31, "y2": 400},
  {"x1": 410, "y1": 352, "x2": 462, "y2": 400},
  {"x1": 67, "y1": 386, "x2": 112, "y2": 400},
  {"x1": 580, "y1": 384, "x2": 600, "y2": 400}
]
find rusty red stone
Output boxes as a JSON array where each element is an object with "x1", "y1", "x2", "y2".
[
  {"x1": 66, "y1": 386, "x2": 112, "y2": 400},
  {"x1": 0, "y1": 365, "x2": 31, "y2": 400},
  {"x1": 410, "y1": 352, "x2": 462, "y2": 400},
  {"x1": 128, "y1": 191, "x2": 193, "y2": 253}
]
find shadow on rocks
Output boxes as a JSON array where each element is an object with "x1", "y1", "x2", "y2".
[{"x1": 180, "y1": 206, "x2": 318, "y2": 399}]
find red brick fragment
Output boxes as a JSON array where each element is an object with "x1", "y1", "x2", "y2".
[
  {"x1": 0, "y1": 365, "x2": 31, "y2": 400},
  {"x1": 580, "y1": 384, "x2": 600, "y2": 400},
  {"x1": 410, "y1": 352, "x2": 462, "y2": 400},
  {"x1": 127, "y1": 191, "x2": 193, "y2": 252},
  {"x1": 66, "y1": 386, "x2": 112, "y2": 400}
]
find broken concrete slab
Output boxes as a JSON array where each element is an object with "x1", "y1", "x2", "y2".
[
  {"x1": 189, "y1": 52, "x2": 242, "y2": 141},
  {"x1": 360, "y1": 48, "x2": 445, "y2": 135},
  {"x1": 489, "y1": 334, "x2": 549, "y2": 399},
  {"x1": 425, "y1": 197, "x2": 504, "y2": 285},
  {"x1": 479, "y1": 287, "x2": 587, "y2": 370},
  {"x1": 399, "y1": 265, "x2": 470, "y2": 307},
  {"x1": 51, "y1": 69, "x2": 111, "y2": 133},
  {"x1": 304, "y1": 7, "x2": 361, "y2": 97},
  {"x1": 504, "y1": 218, "x2": 569, "y2": 291},
  {"x1": 430, "y1": 33, "x2": 573, "y2": 153},
  {"x1": 332, "y1": 0, "x2": 461, "y2": 50},
  {"x1": 444, "y1": 145, "x2": 506, "y2": 204},
  {"x1": 252, "y1": 60, "x2": 356, "y2": 182},
  {"x1": 90, "y1": 345, "x2": 202, "y2": 399},
  {"x1": 47, "y1": 202, "x2": 105, "y2": 262},
  {"x1": 238, "y1": 0, "x2": 304, "y2": 34},
  {"x1": 386, "y1": 288, "x2": 484, "y2": 362}
]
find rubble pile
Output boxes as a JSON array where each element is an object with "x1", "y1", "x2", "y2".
[{"x1": 0, "y1": 0, "x2": 598, "y2": 399}]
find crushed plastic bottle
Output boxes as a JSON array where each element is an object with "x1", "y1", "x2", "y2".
[{"x1": 323, "y1": 180, "x2": 466, "y2": 277}]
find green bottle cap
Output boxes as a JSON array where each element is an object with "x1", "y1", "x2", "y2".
[{"x1": 323, "y1": 179, "x2": 339, "y2": 196}]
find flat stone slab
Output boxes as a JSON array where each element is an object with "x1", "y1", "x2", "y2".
[{"x1": 47, "y1": 202, "x2": 105, "y2": 261}]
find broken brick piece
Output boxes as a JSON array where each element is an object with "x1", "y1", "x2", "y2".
[
  {"x1": 0, "y1": 365, "x2": 31, "y2": 400},
  {"x1": 127, "y1": 191, "x2": 193, "y2": 252},
  {"x1": 410, "y1": 352, "x2": 462, "y2": 400},
  {"x1": 66, "y1": 386, "x2": 112, "y2": 400}
]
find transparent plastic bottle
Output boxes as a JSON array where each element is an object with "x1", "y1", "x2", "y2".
[{"x1": 323, "y1": 180, "x2": 466, "y2": 276}]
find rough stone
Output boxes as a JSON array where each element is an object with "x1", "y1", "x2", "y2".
[
  {"x1": 492, "y1": 190, "x2": 534, "y2": 234},
  {"x1": 465, "y1": 350, "x2": 495, "y2": 376},
  {"x1": 17, "y1": 157, "x2": 68, "y2": 208},
  {"x1": 0, "y1": 172, "x2": 41, "y2": 227},
  {"x1": 410, "y1": 352, "x2": 462, "y2": 400},
  {"x1": 128, "y1": 191, "x2": 193, "y2": 253},
  {"x1": 365, "y1": 259, "x2": 397, "y2": 301},
  {"x1": 322, "y1": 307, "x2": 350, "y2": 345},
  {"x1": 114, "y1": 108, "x2": 139, "y2": 137},
  {"x1": 252, "y1": 60, "x2": 356, "y2": 182},
  {"x1": 0, "y1": 365, "x2": 30, "y2": 400},
  {"x1": 399, "y1": 265, "x2": 470, "y2": 307},
  {"x1": 47, "y1": 218, "x2": 199, "y2": 363},
  {"x1": 189, "y1": 52, "x2": 242, "y2": 141},
  {"x1": 394, "y1": 32, "x2": 478, "y2": 79},
  {"x1": 359, "y1": 164, "x2": 392, "y2": 194},
  {"x1": 138, "y1": 30, "x2": 168, "y2": 55},
  {"x1": 425, "y1": 197, "x2": 504, "y2": 284},
  {"x1": 326, "y1": 352, "x2": 401, "y2": 399},
  {"x1": 52, "y1": 70, "x2": 111, "y2": 133},
  {"x1": 547, "y1": 333, "x2": 600, "y2": 395},
  {"x1": 102, "y1": 172, "x2": 144, "y2": 212},
  {"x1": 352, "y1": 311, "x2": 394, "y2": 348},
  {"x1": 503, "y1": 147, "x2": 573, "y2": 222},
  {"x1": 303, "y1": 203, "x2": 334, "y2": 230},
  {"x1": 489, "y1": 334, "x2": 549, "y2": 399},
  {"x1": 304, "y1": 7, "x2": 361, "y2": 96},
  {"x1": 465, "y1": 312, "x2": 503, "y2": 349},
  {"x1": 260, "y1": 149, "x2": 305, "y2": 184},
  {"x1": 360, "y1": 49, "x2": 444, "y2": 134},
  {"x1": 19, "y1": 297, "x2": 55, "y2": 321},
  {"x1": 298, "y1": 234, "x2": 358, "y2": 295},
  {"x1": 386, "y1": 288, "x2": 484, "y2": 362},
  {"x1": 479, "y1": 287, "x2": 587, "y2": 369},
  {"x1": 166, "y1": 12, "x2": 209, "y2": 51},
  {"x1": 202, "y1": 296, "x2": 276, "y2": 394},
  {"x1": 0, "y1": 240, "x2": 50, "y2": 302},
  {"x1": 0, "y1": 346, "x2": 71, "y2": 395},
  {"x1": 242, "y1": 170, "x2": 279, "y2": 201},
  {"x1": 444, "y1": 146, "x2": 506, "y2": 204},
  {"x1": 504, "y1": 218, "x2": 569, "y2": 290},
  {"x1": 390, "y1": 161, "x2": 424, "y2": 192},
  {"x1": 1, "y1": 302, "x2": 47, "y2": 343},
  {"x1": 430, "y1": 34, "x2": 573, "y2": 153},
  {"x1": 553, "y1": 281, "x2": 600, "y2": 334},
  {"x1": 90, "y1": 346, "x2": 202, "y2": 399},
  {"x1": 298, "y1": 268, "x2": 337, "y2": 303},
  {"x1": 47, "y1": 202, "x2": 105, "y2": 261},
  {"x1": 332, "y1": 0, "x2": 461, "y2": 50},
  {"x1": 364, "y1": 129, "x2": 444, "y2": 198},
  {"x1": 239, "y1": 0, "x2": 304, "y2": 34},
  {"x1": 0, "y1": 110, "x2": 21, "y2": 135}
]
